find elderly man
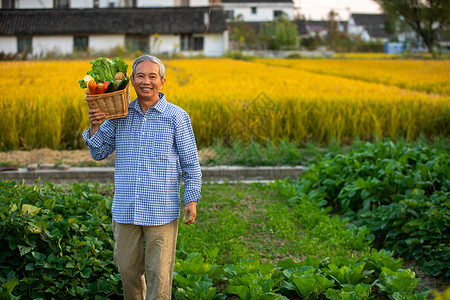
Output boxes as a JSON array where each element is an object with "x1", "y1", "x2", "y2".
[{"x1": 83, "y1": 55, "x2": 202, "y2": 299}]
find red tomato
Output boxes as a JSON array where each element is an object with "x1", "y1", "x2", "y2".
[{"x1": 103, "y1": 81, "x2": 109, "y2": 93}]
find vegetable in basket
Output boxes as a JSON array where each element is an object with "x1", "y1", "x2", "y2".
[
  {"x1": 78, "y1": 57, "x2": 129, "y2": 93},
  {"x1": 88, "y1": 80, "x2": 97, "y2": 95},
  {"x1": 116, "y1": 77, "x2": 130, "y2": 91}
]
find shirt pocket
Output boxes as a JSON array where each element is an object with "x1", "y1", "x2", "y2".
[{"x1": 149, "y1": 120, "x2": 174, "y2": 159}]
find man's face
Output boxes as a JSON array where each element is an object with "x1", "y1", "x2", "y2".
[{"x1": 131, "y1": 61, "x2": 166, "y2": 102}]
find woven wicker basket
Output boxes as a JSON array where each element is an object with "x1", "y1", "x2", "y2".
[{"x1": 85, "y1": 85, "x2": 130, "y2": 121}]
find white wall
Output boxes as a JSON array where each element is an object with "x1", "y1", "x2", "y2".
[
  {"x1": 0, "y1": 37, "x2": 17, "y2": 53},
  {"x1": 137, "y1": 0, "x2": 174, "y2": 7},
  {"x1": 152, "y1": 34, "x2": 180, "y2": 55},
  {"x1": 347, "y1": 17, "x2": 375, "y2": 41},
  {"x1": 10, "y1": 0, "x2": 97, "y2": 8},
  {"x1": 151, "y1": 32, "x2": 228, "y2": 57},
  {"x1": 17, "y1": 0, "x2": 52, "y2": 8},
  {"x1": 347, "y1": 17, "x2": 363, "y2": 36},
  {"x1": 33, "y1": 35, "x2": 73, "y2": 56},
  {"x1": 204, "y1": 32, "x2": 227, "y2": 56},
  {"x1": 125, "y1": 0, "x2": 207, "y2": 8},
  {"x1": 360, "y1": 31, "x2": 370, "y2": 41},
  {"x1": 71, "y1": 0, "x2": 95, "y2": 8},
  {"x1": 89, "y1": 35, "x2": 125, "y2": 52},
  {"x1": 223, "y1": 2, "x2": 294, "y2": 21},
  {"x1": 11, "y1": 0, "x2": 207, "y2": 8},
  {"x1": 0, "y1": 32, "x2": 228, "y2": 57},
  {"x1": 190, "y1": 0, "x2": 208, "y2": 6}
]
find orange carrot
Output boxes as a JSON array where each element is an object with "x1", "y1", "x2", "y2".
[
  {"x1": 96, "y1": 82, "x2": 105, "y2": 94},
  {"x1": 88, "y1": 80, "x2": 97, "y2": 95}
]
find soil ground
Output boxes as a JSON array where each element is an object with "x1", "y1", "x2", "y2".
[{"x1": 0, "y1": 148, "x2": 216, "y2": 168}]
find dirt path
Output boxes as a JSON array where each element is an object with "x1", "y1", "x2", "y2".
[
  {"x1": 0, "y1": 148, "x2": 215, "y2": 167},
  {"x1": 0, "y1": 148, "x2": 115, "y2": 167}
]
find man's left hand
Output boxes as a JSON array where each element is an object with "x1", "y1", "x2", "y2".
[{"x1": 183, "y1": 202, "x2": 197, "y2": 225}]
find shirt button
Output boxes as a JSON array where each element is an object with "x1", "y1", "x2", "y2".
[{"x1": 136, "y1": 195, "x2": 139, "y2": 199}]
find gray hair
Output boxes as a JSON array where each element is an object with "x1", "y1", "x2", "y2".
[{"x1": 131, "y1": 55, "x2": 165, "y2": 79}]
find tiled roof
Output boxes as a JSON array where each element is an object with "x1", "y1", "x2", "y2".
[
  {"x1": 0, "y1": 7, "x2": 227, "y2": 35},
  {"x1": 306, "y1": 20, "x2": 328, "y2": 32},
  {"x1": 366, "y1": 27, "x2": 392, "y2": 39},
  {"x1": 351, "y1": 13, "x2": 385, "y2": 27},
  {"x1": 350, "y1": 13, "x2": 392, "y2": 39}
]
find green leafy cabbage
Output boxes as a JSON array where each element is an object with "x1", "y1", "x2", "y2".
[{"x1": 78, "y1": 57, "x2": 128, "y2": 88}]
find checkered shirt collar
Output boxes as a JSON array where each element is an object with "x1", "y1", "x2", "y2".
[{"x1": 130, "y1": 92, "x2": 167, "y2": 114}]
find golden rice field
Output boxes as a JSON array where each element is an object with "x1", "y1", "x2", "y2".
[
  {"x1": 332, "y1": 52, "x2": 436, "y2": 59},
  {"x1": 334, "y1": 53, "x2": 403, "y2": 59},
  {"x1": 0, "y1": 58, "x2": 449, "y2": 150},
  {"x1": 258, "y1": 58, "x2": 450, "y2": 95}
]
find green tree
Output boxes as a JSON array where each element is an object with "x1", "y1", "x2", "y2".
[
  {"x1": 374, "y1": 0, "x2": 450, "y2": 54},
  {"x1": 327, "y1": 10, "x2": 339, "y2": 50},
  {"x1": 229, "y1": 14, "x2": 259, "y2": 50},
  {"x1": 259, "y1": 17, "x2": 300, "y2": 50}
]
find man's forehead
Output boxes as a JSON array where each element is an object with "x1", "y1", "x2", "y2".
[{"x1": 136, "y1": 61, "x2": 159, "y2": 73}]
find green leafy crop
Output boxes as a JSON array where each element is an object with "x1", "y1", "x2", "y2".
[
  {"x1": 278, "y1": 139, "x2": 450, "y2": 278},
  {"x1": 0, "y1": 149, "x2": 442, "y2": 300},
  {"x1": 0, "y1": 181, "x2": 120, "y2": 298}
]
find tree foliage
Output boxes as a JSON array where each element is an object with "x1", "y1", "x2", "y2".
[
  {"x1": 259, "y1": 16, "x2": 300, "y2": 50},
  {"x1": 229, "y1": 15, "x2": 259, "y2": 50},
  {"x1": 327, "y1": 10, "x2": 340, "y2": 50},
  {"x1": 229, "y1": 15, "x2": 300, "y2": 51},
  {"x1": 374, "y1": 0, "x2": 450, "y2": 53}
]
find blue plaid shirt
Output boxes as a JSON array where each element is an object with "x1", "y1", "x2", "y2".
[{"x1": 82, "y1": 93, "x2": 202, "y2": 226}]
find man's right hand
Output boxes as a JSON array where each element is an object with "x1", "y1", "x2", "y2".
[{"x1": 88, "y1": 109, "x2": 106, "y2": 138}]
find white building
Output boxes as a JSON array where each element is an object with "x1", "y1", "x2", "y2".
[
  {"x1": 347, "y1": 13, "x2": 392, "y2": 42},
  {"x1": 1, "y1": 0, "x2": 211, "y2": 9},
  {"x1": 0, "y1": 0, "x2": 229, "y2": 57},
  {"x1": 221, "y1": 0, "x2": 294, "y2": 22}
]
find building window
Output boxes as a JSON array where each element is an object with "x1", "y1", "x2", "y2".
[
  {"x1": 180, "y1": 35, "x2": 204, "y2": 51},
  {"x1": 54, "y1": 0, "x2": 70, "y2": 8},
  {"x1": 125, "y1": 35, "x2": 149, "y2": 53},
  {"x1": 1, "y1": 0, "x2": 15, "y2": 9},
  {"x1": 180, "y1": 34, "x2": 191, "y2": 50},
  {"x1": 193, "y1": 37, "x2": 204, "y2": 51},
  {"x1": 17, "y1": 37, "x2": 32, "y2": 54},
  {"x1": 225, "y1": 10, "x2": 234, "y2": 20},
  {"x1": 251, "y1": 7, "x2": 257, "y2": 14},
  {"x1": 274, "y1": 10, "x2": 285, "y2": 19},
  {"x1": 74, "y1": 36, "x2": 88, "y2": 51}
]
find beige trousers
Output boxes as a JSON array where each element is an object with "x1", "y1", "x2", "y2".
[{"x1": 112, "y1": 219, "x2": 179, "y2": 300}]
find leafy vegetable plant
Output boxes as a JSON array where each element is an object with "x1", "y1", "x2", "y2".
[
  {"x1": 276, "y1": 139, "x2": 449, "y2": 278},
  {"x1": 376, "y1": 267, "x2": 431, "y2": 299},
  {"x1": 78, "y1": 57, "x2": 128, "y2": 88},
  {"x1": 0, "y1": 174, "x2": 439, "y2": 299}
]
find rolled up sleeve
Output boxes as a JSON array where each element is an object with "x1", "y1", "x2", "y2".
[{"x1": 82, "y1": 120, "x2": 117, "y2": 161}]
